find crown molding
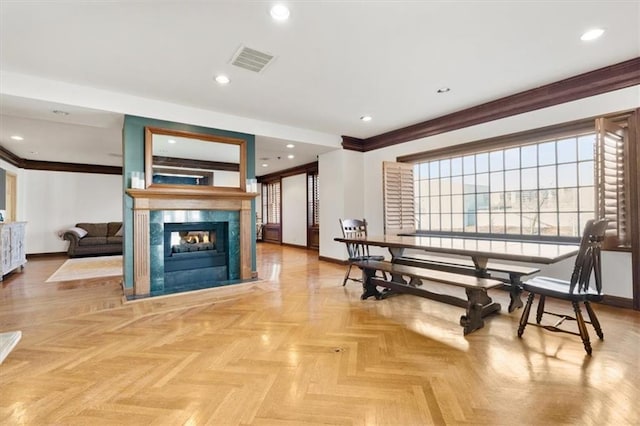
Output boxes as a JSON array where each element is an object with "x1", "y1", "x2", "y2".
[
  {"x1": 0, "y1": 146, "x2": 121, "y2": 174},
  {"x1": 257, "y1": 161, "x2": 318, "y2": 183},
  {"x1": 342, "y1": 57, "x2": 640, "y2": 152}
]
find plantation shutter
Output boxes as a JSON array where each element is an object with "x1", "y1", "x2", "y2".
[
  {"x1": 265, "y1": 181, "x2": 281, "y2": 224},
  {"x1": 308, "y1": 173, "x2": 319, "y2": 226},
  {"x1": 383, "y1": 161, "x2": 415, "y2": 235},
  {"x1": 595, "y1": 117, "x2": 630, "y2": 248}
]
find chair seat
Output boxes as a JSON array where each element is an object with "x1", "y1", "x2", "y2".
[
  {"x1": 350, "y1": 255, "x2": 385, "y2": 262},
  {"x1": 523, "y1": 276, "x2": 602, "y2": 301}
]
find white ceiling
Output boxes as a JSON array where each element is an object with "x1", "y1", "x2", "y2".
[{"x1": 0, "y1": 1, "x2": 638, "y2": 174}]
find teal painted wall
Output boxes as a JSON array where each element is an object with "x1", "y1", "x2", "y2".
[{"x1": 122, "y1": 115, "x2": 256, "y2": 290}]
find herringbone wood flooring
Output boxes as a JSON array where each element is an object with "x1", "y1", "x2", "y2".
[{"x1": 1, "y1": 244, "x2": 639, "y2": 425}]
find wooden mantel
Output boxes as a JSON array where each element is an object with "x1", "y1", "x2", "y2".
[{"x1": 126, "y1": 187, "x2": 258, "y2": 296}]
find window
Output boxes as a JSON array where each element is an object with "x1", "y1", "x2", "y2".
[
  {"x1": 262, "y1": 181, "x2": 281, "y2": 224},
  {"x1": 393, "y1": 112, "x2": 636, "y2": 247},
  {"x1": 308, "y1": 172, "x2": 319, "y2": 227}
]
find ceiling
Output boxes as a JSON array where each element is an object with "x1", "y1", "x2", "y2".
[{"x1": 0, "y1": 1, "x2": 638, "y2": 175}]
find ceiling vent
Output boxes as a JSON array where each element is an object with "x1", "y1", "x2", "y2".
[{"x1": 230, "y1": 45, "x2": 275, "y2": 73}]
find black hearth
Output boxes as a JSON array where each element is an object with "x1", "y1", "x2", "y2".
[{"x1": 163, "y1": 222, "x2": 229, "y2": 288}]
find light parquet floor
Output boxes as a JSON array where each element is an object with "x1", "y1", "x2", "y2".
[{"x1": 1, "y1": 245, "x2": 639, "y2": 425}]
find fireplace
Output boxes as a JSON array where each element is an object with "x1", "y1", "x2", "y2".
[{"x1": 163, "y1": 222, "x2": 229, "y2": 289}]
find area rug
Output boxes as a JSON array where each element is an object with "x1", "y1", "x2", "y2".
[{"x1": 46, "y1": 255, "x2": 123, "y2": 282}]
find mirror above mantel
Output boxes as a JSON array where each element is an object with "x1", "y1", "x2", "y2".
[{"x1": 145, "y1": 126, "x2": 247, "y2": 192}]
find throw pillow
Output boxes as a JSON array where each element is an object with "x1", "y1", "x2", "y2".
[
  {"x1": 68, "y1": 226, "x2": 88, "y2": 238},
  {"x1": 115, "y1": 226, "x2": 123, "y2": 237}
]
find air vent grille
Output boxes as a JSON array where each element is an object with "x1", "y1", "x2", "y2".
[{"x1": 231, "y1": 45, "x2": 275, "y2": 73}]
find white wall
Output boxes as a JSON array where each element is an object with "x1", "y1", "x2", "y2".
[
  {"x1": 281, "y1": 173, "x2": 307, "y2": 247},
  {"x1": 352, "y1": 86, "x2": 639, "y2": 298},
  {"x1": 19, "y1": 169, "x2": 122, "y2": 254}
]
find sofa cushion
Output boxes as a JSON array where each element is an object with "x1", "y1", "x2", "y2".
[
  {"x1": 108, "y1": 222, "x2": 123, "y2": 237},
  {"x1": 78, "y1": 236, "x2": 107, "y2": 246},
  {"x1": 106, "y1": 236, "x2": 123, "y2": 244},
  {"x1": 67, "y1": 226, "x2": 88, "y2": 239},
  {"x1": 76, "y1": 223, "x2": 108, "y2": 237}
]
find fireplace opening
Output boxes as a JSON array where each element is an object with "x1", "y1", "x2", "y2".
[{"x1": 163, "y1": 222, "x2": 229, "y2": 289}]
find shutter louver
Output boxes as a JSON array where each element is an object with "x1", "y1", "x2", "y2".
[
  {"x1": 595, "y1": 117, "x2": 629, "y2": 248},
  {"x1": 383, "y1": 161, "x2": 415, "y2": 235}
]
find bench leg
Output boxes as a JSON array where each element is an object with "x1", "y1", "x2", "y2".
[
  {"x1": 460, "y1": 288, "x2": 500, "y2": 335},
  {"x1": 360, "y1": 268, "x2": 382, "y2": 300},
  {"x1": 508, "y1": 273, "x2": 524, "y2": 313}
]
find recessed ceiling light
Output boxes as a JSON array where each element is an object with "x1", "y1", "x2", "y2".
[
  {"x1": 286, "y1": 144, "x2": 295, "y2": 148},
  {"x1": 167, "y1": 139, "x2": 177, "y2": 144},
  {"x1": 270, "y1": 4, "x2": 290, "y2": 21},
  {"x1": 360, "y1": 115, "x2": 372, "y2": 122},
  {"x1": 262, "y1": 163, "x2": 269, "y2": 167},
  {"x1": 215, "y1": 75, "x2": 230, "y2": 85},
  {"x1": 437, "y1": 87, "x2": 451, "y2": 93},
  {"x1": 10, "y1": 135, "x2": 24, "y2": 141},
  {"x1": 287, "y1": 154, "x2": 295, "y2": 159},
  {"x1": 581, "y1": 28, "x2": 604, "y2": 41},
  {"x1": 52, "y1": 109, "x2": 69, "y2": 116}
]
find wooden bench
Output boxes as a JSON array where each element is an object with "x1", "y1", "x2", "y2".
[
  {"x1": 396, "y1": 253, "x2": 540, "y2": 312},
  {"x1": 353, "y1": 259, "x2": 503, "y2": 335}
]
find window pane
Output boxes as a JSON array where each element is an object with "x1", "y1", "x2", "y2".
[
  {"x1": 430, "y1": 161, "x2": 440, "y2": 178},
  {"x1": 538, "y1": 141, "x2": 556, "y2": 166},
  {"x1": 452, "y1": 214, "x2": 464, "y2": 231},
  {"x1": 557, "y1": 163, "x2": 577, "y2": 187},
  {"x1": 420, "y1": 197, "x2": 429, "y2": 213},
  {"x1": 557, "y1": 137, "x2": 577, "y2": 163},
  {"x1": 463, "y1": 155, "x2": 475, "y2": 174},
  {"x1": 579, "y1": 161, "x2": 594, "y2": 186},
  {"x1": 490, "y1": 151, "x2": 504, "y2": 171},
  {"x1": 505, "y1": 148, "x2": 520, "y2": 170},
  {"x1": 440, "y1": 159, "x2": 451, "y2": 177},
  {"x1": 464, "y1": 175, "x2": 475, "y2": 193},
  {"x1": 476, "y1": 153, "x2": 489, "y2": 173},
  {"x1": 451, "y1": 157, "x2": 463, "y2": 176},
  {"x1": 451, "y1": 195, "x2": 463, "y2": 212},
  {"x1": 419, "y1": 179, "x2": 429, "y2": 197},
  {"x1": 579, "y1": 186, "x2": 594, "y2": 211},
  {"x1": 464, "y1": 212, "x2": 476, "y2": 232},
  {"x1": 559, "y1": 213, "x2": 579, "y2": 236},
  {"x1": 521, "y1": 145, "x2": 537, "y2": 167},
  {"x1": 540, "y1": 213, "x2": 558, "y2": 236},
  {"x1": 521, "y1": 168, "x2": 537, "y2": 190},
  {"x1": 414, "y1": 164, "x2": 421, "y2": 179},
  {"x1": 476, "y1": 173, "x2": 489, "y2": 191},
  {"x1": 451, "y1": 176, "x2": 463, "y2": 194},
  {"x1": 491, "y1": 213, "x2": 505, "y2": 234},
  {"x1": 441, "y1": 214, "x2": 452, "y2": 231},
  {"x1": 477, "y1": 213, "x2": 490, "y2": 232},
  {"x1": 505, "y1": 191, "x2": 521, "y2": 212},
  {"x1": 431, "y1": 214, "x2": 441, "y2": 230},
  {"x1": 464, "y1": 194, "x2": 476, "y2": 212},
  {"x1": 490, "y1": 193, "x2": 504, "y2": 212},
  {"x1": 477, "y1": 193, "x2": 490, "y2": 211},
  {"x1": 558, "y1": 188, "x2": 577, "y2": 211},
  {"x1": 505, "y1": 170, "x2": 520, "y2": 191},
  {"x1": 579, "y1": 213, "x2": 595, "y2": 233},
  {"x1": 440, "y1": 177, "x2": 451, "y2": 195},
  {"x1": 430, "y1": 196, "x2": 440, "y2": 214},
  {"x1": 441, "y1": 195, "x2": 451, "y2": 213},
  {"x1": 578, "y1": 134, "x2": 595, "y2": 161},
  {"x1": 539, "y1": 189, "x2": 557, "y2": 212},
  {"x1": 490, "y1": 171, "x2": 504, "y2": 192},
  {"x1": 430, "y1": 179, "x2": 440, "y2": 196},
  {"x1": 539, "y1": 165, "x2": 556, "y2": 189},
  {"x1": 418, "y1": 214, "x2": 429, "y2": 230},
  {"x1": 506, "y1": 213, "x2": 521, "y2": 234},
  {"x1": 521, "y1": 190, "x2": 538, "y2": 212},
  {"x1": 522, "y1": 212, "x2": 538, "y2": 235}
]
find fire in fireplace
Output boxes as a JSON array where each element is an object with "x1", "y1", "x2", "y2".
[{"x1": 163, "y1": 222, "x2": 229, "y2": 289}]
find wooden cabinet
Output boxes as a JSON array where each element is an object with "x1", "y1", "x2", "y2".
[{"x1": 0, "y1": 222, "x2": 26, "y2": 280}]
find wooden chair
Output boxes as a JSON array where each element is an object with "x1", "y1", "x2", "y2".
[
  {"x1": 339, "y1": 219, "x2": 386, "y2": 286},
  {"x1": 517, "y1": 219, "x2": 608, "y2": 355}
]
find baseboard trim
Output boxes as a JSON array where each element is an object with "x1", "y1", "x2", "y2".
[
  {"x1": 319, "y1": 256, "x2": 348, "y2": 265},
  {"x1": 600, "y1": 295, "x2": 634, "y2": 310},
  {"x1": 26, "y1": 252, "x2": 67, "y2": 259}
]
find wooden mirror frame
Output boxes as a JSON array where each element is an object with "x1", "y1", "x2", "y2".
[{"x1": 144, "y1": 126, "x2": 247, "y2": 192}]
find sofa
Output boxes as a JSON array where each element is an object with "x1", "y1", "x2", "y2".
[{"x1": 63, "y1": 222, "x2": 123, "y2": 257}]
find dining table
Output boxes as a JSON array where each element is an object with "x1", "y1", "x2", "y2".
[{"x1": 334, "y1": 234, "x2": 580, "y2": 312}]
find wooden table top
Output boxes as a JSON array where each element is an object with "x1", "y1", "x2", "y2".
[{"x1": 334, "y1": 234, "x2": 580, "y2": 264}]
